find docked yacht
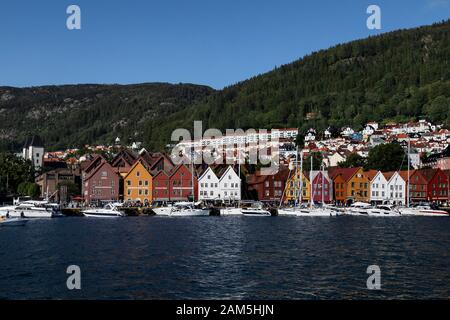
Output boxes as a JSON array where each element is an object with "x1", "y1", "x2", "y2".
[
  {"x1": 82, "y1": 204, "x2": 124, "y2": 218},
  {"x1": 154, "y1": 202, "x2": 210, "y2": 216},
  {"x1": 220, "y1": 201, "x2": 271, "y2": 216},
  {"x1": 169, "y1": 203, "x2": 210, "y2": 217},
  {"x1": 0, "y1": 202, "x2": 55, "y2": 218},
  {"x1": 366, "y1": 205, "x2": 401, "y2": 216},
  {"x1": 220, "y1": 201, "x2": 272, "y2": 217},
  {"x1": 399, "y1": 205, "x2": 449, "y2": 217},
  {"x1": 345, "y1": 202, "x2": 371, "y2": 216}
]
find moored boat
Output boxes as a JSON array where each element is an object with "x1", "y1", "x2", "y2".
[
  {"x1": 81, "y1": 204, "x2": 124, "y2": 218},
  {"x1": 399, "y1": 205, "x2": 449, "y2": 217}
]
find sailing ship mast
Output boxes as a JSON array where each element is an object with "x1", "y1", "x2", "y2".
[
  {"x1": 407, "y1": 137, "x2": 410, "y2": 208},
  {"x1": 310, "y1": 153, "x2": 313, "y2": 209},
  {"x1": 299, "y1": 150, "x2": 303, "y2": 206}
]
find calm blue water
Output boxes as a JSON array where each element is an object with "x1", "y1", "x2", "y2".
[{"x1": 0, "y1": 216, "x2": 449, "y2": 300}]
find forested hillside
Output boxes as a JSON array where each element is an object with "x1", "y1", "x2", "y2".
[
  {"x1": 0, "y1": 83, "x2": 214, "y2": 151},
  {"x1": 1, "y1": 20, "x2": 449, "y2": 152}
]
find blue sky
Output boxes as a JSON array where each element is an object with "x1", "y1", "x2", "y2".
[{"x1": 0, "y1": 0, "x2": 448, "y2": 89}]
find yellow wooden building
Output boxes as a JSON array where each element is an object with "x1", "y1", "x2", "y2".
[
  {"x1": 124, "y1": 159, "x2": 153, "y2": 204},
  {"x1": 283, "y1": 168, "x2": 310, "y2": 203}
]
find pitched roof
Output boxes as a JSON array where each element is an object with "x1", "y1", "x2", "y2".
[
  {"x1": 382, "y1": 171, "x2": 396, "y2": 181},
  {"x1": 24, "y1": 135, "x2": 44, "y2": 148},
  {"x1": 365, "y1": 169, "x2": 378, "y2": 181},
  {"x1": 328, "y1": 167, "x2": 360, "y2": 182}
]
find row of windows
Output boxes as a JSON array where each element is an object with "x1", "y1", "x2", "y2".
[
  {"x1": 127, "y1": 189, "x2": 149, "y2": 196},
  {"x1": 126, "y1": 180, "x2": 149, "y2": 187}
]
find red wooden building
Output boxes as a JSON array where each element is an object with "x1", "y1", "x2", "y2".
[
  {"x1": 152, "y1": 170, "x2": 170, "y2": 201},
  {"x1": 168, "y1": 165, "x2": 198, "y2": 201},
  {"x1": 246, "y1": 166, "x2": 289, "y2": 203},
  {"x1": 309, "y1": 171, "x2": 333, "y2": 203},
  {"x1": 409, "y1": 168, "x2": 449, "y2": 204}
]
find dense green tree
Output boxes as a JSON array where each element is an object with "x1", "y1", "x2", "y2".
[
  {"x1": 0, "y1": 153, "x2": 34, "y2": 195},
  {"x1": 366, "y1": 143, "x2": 407, "y2": 171},
  {"x1": 338, "y1": 153, "x2": 367, "y2": 168},
  {"x1": 304, "y1": 152, "x2": 324, "y2": 171}
]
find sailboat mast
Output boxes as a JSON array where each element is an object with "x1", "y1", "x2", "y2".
[
  {"x1": 407, "y1": 137, "x2": 410, "y2": 208},
  {"x1": 310, "y1": 153, "x2": 313, "y2": 209},
  {"x1": 191, "y1": 149, "x2": 194, "y2": 204},
  {"x1": 299, "y1": 151, "x2": 303, "y2": 205},
  {"x1": 321, "y1": 164, "x2": 324, "y2": 204}
]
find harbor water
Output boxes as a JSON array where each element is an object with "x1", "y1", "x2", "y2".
[{"x1": 0, "y1": 216, "x2": 449, "y2": 299}]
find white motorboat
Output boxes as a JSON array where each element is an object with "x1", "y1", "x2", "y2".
[
  {"x1": 153, "y1": 202, "x2": 209, "y2": 216},
  {"x1": 345, "y1": 202, "x2": 371, "y2": 216},
  {"x1": 82, "y1": 204, "x2": 124, "y2": 218},
  {"x1": 0, "y1": 203, "x2": 55, "y2": 218},
  {"x1": 399, "y1": 205, "x2": 449, "y2": 217},
  {"x1": 169, "y1": 204, "x2": 210, "y2": 217},
  {"x1": 220, "y1": 207, "x2": 243, "y2": 215},
  {"x1": 366, "y1": 205, "x2": 401, "y2": 217},
  {"x1": 241, "y1": 207, "x2": 271, "y2": 216}
]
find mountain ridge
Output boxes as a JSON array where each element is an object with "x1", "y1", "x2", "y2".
[{"x1": 1, "y1": 19, "x2": 449, "y2": 152}]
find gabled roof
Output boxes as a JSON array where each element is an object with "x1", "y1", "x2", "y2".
[
  {"x1": 83, "y1": 154, "x2": 106, "y2": 174},
  {"x1": 123, "y1": 158, "x2": 152, "y2": 180},
  {"x1": 328, "y1": 167, "x2": 360, "y2": 182},
  {"x1": 418, "y1": 168, "x2": 440, "y2": 182},
  {"x1": 382, "y1": 171, "x2": 396, "y2": 181},
  {"x1": 24, "y1": 135, "x2": 44, "y2": 148},
  {"x1": 365, "y1": 170, "x2": 378, "y2": 181},
  {"x1": 84, "y1": 159, "x2": 119, "y2": 181},
  {"x1": 111, "y1": 149, "x2": 138, "y2": 168},
  {"x1": 218, "y1": 166, "x2": 239, "y2": 182},
  {"x1": 198, "y1": 166, "x2": 219, "y2": 181}
]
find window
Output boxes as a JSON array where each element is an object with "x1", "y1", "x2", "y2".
[
  {"x1": 127, "y1": 180, "x2": 131, "y2": 186},
  {"x1": 127, "y1": 189, "x2": 131, "y2": 196},
  {"x1": 144, "y1": 180, "x2": 149, "y2": 186},
  {"x1": 136, "y1": 171, "x2": 140, "y2": 177}
]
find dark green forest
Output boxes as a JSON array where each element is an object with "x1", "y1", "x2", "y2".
[{"x1": 0, "y1": 20, "x2": 449, "y2": 152}]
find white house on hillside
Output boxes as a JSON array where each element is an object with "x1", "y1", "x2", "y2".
[
  {"x1": 219, "y1": 166, "x2": 241, "y2": 201},
  {"x1": 198, "y1": 167, "x2": 220, "y2": 201},
  {"x1": 370, "y1": 171, "x2": 406, "y2": 205},
  {"x1": 370, "y1": 171, "x2": 389, "y2": 204},
  {"x1": 198, "y1": 166, "x2": 241, "y2": 202},
  {"x1": 386, "y1": 172, "x2": 406, "y2": 206}
]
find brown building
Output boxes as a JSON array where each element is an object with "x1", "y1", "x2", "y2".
[
  {"x1": 246, "y1": 166, "x2": 289, "y2": 203},
  {"x1": 35, "y1": 167, "x2": 81, "y2": 203},
  {"x1": 82, "y1": 155, "x2": 121, "y2": 204}
]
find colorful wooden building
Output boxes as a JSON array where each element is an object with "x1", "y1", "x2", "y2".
[{"x1": 123, "y1": 159, "x2": 153, "y2": 204}]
